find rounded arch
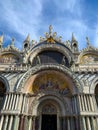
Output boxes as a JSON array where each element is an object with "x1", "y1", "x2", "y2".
[
  {"x1": 15, "y1": 64, "x2": 83, "y2": 94},
  {"x1": 0, "y1": 51, "x2": 23, "y2": 63},
  {"x1": 78, "y1": 50, "x2": 98, "y2": 64},
  {"x1": 31, "y1": 94, "x2": 67, "y2": 116},
  {"x1": 24, "y1": 44, "x2": 73, "y2": 65},
  {"x1": 90, "y1": 77, "x2": 98, "y2": 94},
  {"x1": 95, "y1": 84, "x2": 98, "y2": 94},
  {"x1": 0, "y1": 75, "x2": 9, "y2": 92},
  {"x1": 0, "y1": 75, "x2": 9, "y2": 110}
]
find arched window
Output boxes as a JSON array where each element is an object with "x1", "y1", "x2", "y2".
[
  {"x1": 32, "y1": 50, "x2": 69, "y2": 66},
  {"x1": 0, "y1": 80, "x2": 6, "y2": 110},
  {"x1": 95, "y1": 84, "x2": 98, "y2": 107}
]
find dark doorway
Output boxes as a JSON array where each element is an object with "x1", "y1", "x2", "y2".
[{"x1": 41, "y1": 114, "x2": 57, "y2": 130}]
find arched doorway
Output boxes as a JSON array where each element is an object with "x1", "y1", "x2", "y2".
[
  {"x1": 0, "y1": 80, "x2": 6, "y2": 110},
  {"x1": 41, "y1": 103, "x2": 57, "y2": 130},
  {"x1": 37, "y1": 99, "x2": 62, "y2": 130}
]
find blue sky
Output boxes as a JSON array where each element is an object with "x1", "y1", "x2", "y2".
[{"x1": 0, "y1": 0, "x2": 98, "y2": 50}]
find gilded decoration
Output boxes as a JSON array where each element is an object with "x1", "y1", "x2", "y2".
[
  {"x1": 80, "y1": 54, "x2": 98, "y2": 64},
  {"x1": 0, "y1": 54, "x2": 19, "y2": 63},
  {"x1": 31, "y1": 71, "x2": 70, "y2": 95},
  {"x1": 47, "y1": 36, "x2": 55, "y2": 43},
  {"x1": 39, "y1": 25, "x2": 62, "y2": 44}
]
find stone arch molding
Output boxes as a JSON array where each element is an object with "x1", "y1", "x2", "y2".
[
  {"x1": 90, "y1": 77, "x2": 98, "y2": 94},
  {"x1": 31, "y1": 94, "x2": 67, "y2": 116},
  {"x1": 0, "y1": 75, "x2": 9, "y2": 92},
  {"x1": 24, "y1": 44, "x2": 73, "y2": 65},
  {"x1": 16, "y1": 64, "x2": 83, "y2": 93}
]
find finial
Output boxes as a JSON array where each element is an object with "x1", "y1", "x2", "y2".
[
  {"x1": 31, "y1": 40, "x2": 35, "y2": 45},
  {"x1": 11, "y1": 38, "x2": 15, "y2": 46},
  {"x1": 53, "y1": 32, "x2": 57, "y2": 38},
  {"x1": 49, "y1": 25, "x2": 53, "y2": 36},
  {"x1": 40, "y1": 36, "x2": 43, "y2": 42},
  {"x1": 44, "y1": 32, "x2": 49, "y2": 38},
  {"x1": 72, "y1": 33, "x2": 76, "y2": 42},
  {"x1": 58, "y1": 36, "x2": 62, "y2": 42},
  {"x1": 86, "y1": 36, "x2": 90, "y2": 47}
]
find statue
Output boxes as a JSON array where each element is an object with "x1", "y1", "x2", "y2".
[
  {"x1": 49, "y1": 25, "x2": 53, "y2": 36},
  {"x1": 86, "y1": 36, "x2": 90, "y2": 47}
]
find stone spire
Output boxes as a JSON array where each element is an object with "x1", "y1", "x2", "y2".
[
  {"x1": 71, "y1": 33, "x2": 78, "y2": 52},
  {"x1": 0, "y1": 34, "x2": 4, "y2": 48},
  {"x1": 24, "y1": 34, "x2": 30, "y2": 42},
  {"x1": 23, "y1": 34, "x2": 30, "y2": 51},
  {"x1": 71, "y1": 33, "x2": 77, "y2": 42}
]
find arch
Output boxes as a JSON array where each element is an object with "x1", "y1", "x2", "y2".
[
  {"x1": 0, "y1": 75, "x2": 9, "y2": 92},
  {"x1": 90, "y1": 77, "x2": 98, "y2": 94},
  {"x1": 0, "y1": 76, "x2": 9, "y2": 110},
  {"x1": 78, "y1": 51, "x2": 98, "y2": 64},
  {"x1": 31, "y1": 94, "x2": 67, "y2": 116},
  {"x1": 0, "y1": 51, "x2": 23, "y2": 63},
  {"x1": 15, "y1": 64, "x2": 83, "y2": 94},
  {"x1": 24, "y1": 43, "x2": 73, "y2": 65},
  {"x1": 32, "y1": 50, "x2": 69, "y2": 67}
]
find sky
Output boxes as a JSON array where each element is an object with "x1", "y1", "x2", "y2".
[{"x1": 0, "y1": 0, "x2": 98, "y2": 50}]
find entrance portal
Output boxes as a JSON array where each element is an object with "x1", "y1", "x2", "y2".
[{"x1": 41, "y1": 114, "x2": 57, "y2": 130}]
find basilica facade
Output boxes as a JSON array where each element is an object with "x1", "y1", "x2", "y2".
[{"x1": 0, "y1": 26, "x2": 98, "y2": 130}]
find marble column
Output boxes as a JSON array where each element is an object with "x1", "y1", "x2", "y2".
[
  {"x1": 83, "y1": 95, "x2": 88, "y2": 111},
  {"x1": 75, "y1": 117, "x2": 79, "y2": 130},
  {"x1": 74, "y1": 96, "x2": 77, "y2": 114},
  {"x1": 67, "y1": 117, "x2": 70, "y2": 130},
  {"x1": 18, "y1": 116, "x2": 24, "y2": 130},
  {"x1": 89, "y1": 95, "x2": 94, "y2": 111},
  {"x1": 86, "y1": 95, "x2": 91, "y2": 111},
  {"x1": 72, "y1": 97, "x2": 75, "y2": 113},
  {"x1": 86, "y1": 117, "x2": 91, "y2": 130},
  {"x1": 3, "y1": 94, "x2": 8, "y2": 110},
  {"x1": 82, "y1": 117, "x2": 86, "y2": 130},
  {"x1": 33, "y1": 117, "x2": 36, "y2": 130},
  {"x1": 78, "y1": 95, "x2": 82, "y2": 112},
  {"x1": 18, "y1": 94, "x2": 23, "y2": 112},
  {"x1": 9, "y1": 93, "x2": 14, "y2": 110},
  {"x1": 8, "y1": 116, "x2": 13, "y2": 130},
  {"x1": 92, "y1": 95, "x2": 97, "y2": 111},
  {"x1": 12, "y1": 94, "x2": 16, "y2": 110},
  {"x1": 15, "y1": 94, "x2": 19, "y2": 110},
  {"x1": 3, "y1": 115, "x2": 9, "y2": 130},
  {"x1": 5, "y1": 94, "x2": 11, "y2": 110},
  {"x1": 13, "y1": 116, "x2": 20, "y2": 130},
  {"x1": 81, "y1": 95, "x2": 85, "y2": 111},
  {"x1": 28, "y1": 117, "x2": 33, "y2": 130},
  {"x1": 91, "y1": 117, "x2": 95, "y2": 130},
  {"x1": 22, "y1": 95, "x2": 26, "y2": 113},
  {"x1": 0, "y1": 115, "x2": 4, "y2": 130}
]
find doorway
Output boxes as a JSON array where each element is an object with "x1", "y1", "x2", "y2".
[{"x1": 41, "y1": 114, "x2": 57, "y2": 130}]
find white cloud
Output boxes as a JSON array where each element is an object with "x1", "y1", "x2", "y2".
[
  {"x1": 0, "y1": 0, "x2": 43, "y2": 39},
  {"x1": 0, "y1": 0, "x2": 98, "y2": 50}
]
